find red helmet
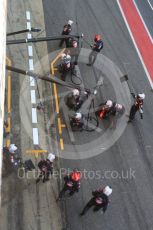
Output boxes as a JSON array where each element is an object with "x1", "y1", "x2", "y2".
[
  {"x1": 94, "y1": 34, "x2": 101, "y2": 42},
  {"x1": 71, "y1": 169, "x2": 81, "y2": 181}
]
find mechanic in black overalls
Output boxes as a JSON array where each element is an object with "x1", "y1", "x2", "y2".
[
  {"x1": 128, "y1": 93, "x2": 145, "y2": 122},
  {"x1": 59, "y1": 20, "x2": 73, "y2": 47},
  {"x1": 80, "y1": 186, "x2": 112, "y2": 216},
  {"x1": 87, "y1": 34, "x2": 103, "y2": 66}
]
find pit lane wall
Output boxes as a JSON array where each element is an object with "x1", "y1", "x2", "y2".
[{"x1": 0, "y1": 0, "x2": 7, "y2": 205}]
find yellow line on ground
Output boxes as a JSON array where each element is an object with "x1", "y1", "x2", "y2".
[
  {"x1": 59, "y1": 122, "x2": 66, "y2": 134},
  {"x1": 6, "y1": 139, "x2": 10, "y2": 147},
  {"x1": 51, "y1": 48, "x2": 65, "y2": 66},
  {"x1": 50, "y1": 49, "x2": 66, "y2": 150},
  {"x1": 6, "y1": 117, "x2": 10, "y2": 133},
  {"x1": 53, "y1": 83, "x2": 59, "y2": 113},
  {"x1": 51, "y1": 65, "x2": 55, "y2": 75},
  {"x1": 26, "y1": 150, "x2": 48, "y2": 154},
  {"x1": 60, "y1": 138, "x2": 64, "y2": 150},
  {"x1": 50, "y1": 49, "x2": 65, "y2": 114},
  {"x1": 58, "y1": 117, "x2": 62, "y2": 134}
]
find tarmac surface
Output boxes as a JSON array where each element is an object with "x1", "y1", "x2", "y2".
[{"x1": 42, "y1": 0, "x2": 153, "y2": 229}]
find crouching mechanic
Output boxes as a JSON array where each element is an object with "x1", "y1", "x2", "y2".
[
  {"x1": 36, "y1": 153, "x2": 55, "y2": 183},
  {"x1": 59, "y1": 52, "x2": 72, "y2": 81},
  {"x1": 96, "y1": 100, "x2": 113, "y2": 119},
  {"x1": 70, "y1": 112, "x2": 84, "y2": 130},
  {"x1": 59, "y1": 20, "x2": 73, "y2": 47},
  {"x1": 66, "y1": 89, "x2": 89, "y2": 111}
]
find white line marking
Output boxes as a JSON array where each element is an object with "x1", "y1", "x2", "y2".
[
  {"x1": 147, "y1": 0, "x2": 153, "y2": 10},
  {"x1": 27, "y1": 33, "x2": 32, "y2": 39},
  {"x1": 26, "y1": 11, "x2": 31, "y2": 20},
  {"x1": 31, "y1": 90, "x2": 36, "y2": 104},
  {"x1": 32, "y1": 128, "x2": 39, "y2": 145},
  {"x1": 30, "y1": 76, "x2": 35, "y2": 86},
  {"x1": 29, "y1": 59, "x2": 34, "y2": 70},
  {"x1": 27, "y1": 22, "x2": 31, "y2": 30},
  {"x1": 117, "y1": 0, "x2": 153, "y2": 89},
  {"x1": 28, "y1": 46, "x2": 33, "y2": 57},
  {"x1": 32, "y1": 108, "x2": 38, "y2": 123},
  {"x1": 133, "y1": 0, "x2": 153, "y2": 43}
]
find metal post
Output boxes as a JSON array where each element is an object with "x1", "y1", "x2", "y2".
[
  {"x1": 6, "y1": 34, "x2": 82, "y2": 45},
  {"x1": 7, "y1": 28, "x2": 41, "y2": 36},
  {"x1": 6, "y1": 65, "x2": 83, "y2": 90}
]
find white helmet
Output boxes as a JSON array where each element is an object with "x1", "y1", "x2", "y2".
[
  {"x1": 66, "y1": 54, "x2": 71, "y2": 60},
  {"x1": 63, "y1": 54, "x2": 71, "y2": 65},
  {"x1": 61, "y1": 53, "x2": 71, "y2": 64},
  {"x1": 103, "y1": 186, "x2": 112, "y2": 196},
  {"x1": 72, "y1": 89, "x2": 79, "y2": 96},
  {"x1": 47, "y1": 153, "x2": 55, "y2": 163},
  {"x1": 68, "y1": 20, "x2": 73, "y2": 26},
  {"x1": 75, "y1": 112, "x2": 82, "y2": 119},
  {"x1": 106, "y1": 100, "x2": 113, "y2": 108},
  {"x1": 138, "y1": 93, "x2": 145, "y2": 99},
  {"x1": 9, "y1": 144, "x2": 17, "y2": 153}
]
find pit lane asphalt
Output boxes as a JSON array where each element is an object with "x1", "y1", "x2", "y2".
[
  {"x1": 42, "y1": 0, "x2": 153, "y2": 229},
  {"x1": 135, "y1": 0, "x2": 153, "y2": 38}
]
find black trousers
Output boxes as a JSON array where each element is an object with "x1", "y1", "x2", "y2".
[
  {"x1": 129, "y1": 105, "x2": 138, "y2": 120},
  {"x1": 61, "y1": 69, "x2": 69, "y2": 81},
  {"x1": 60, "y1": 65, "x2": 72, "y2": 81},
  {"x1": 58, "y1": 184, "x2": 77, "y2": 198},
  {"x1": 70, "y1": 119, "x2": 84, "y2": 131},
  {"x1": 59, "y1": 32, "x2": 69, "y2": 47},
  {"x1": 36, "y1": 171, "x2": 50, "y2": 183},
  {"x1": 80, "y1": 198, "x2": 102, "y2": 215}
]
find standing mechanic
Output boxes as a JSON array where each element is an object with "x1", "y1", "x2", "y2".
[
  {"x1": 59, "y1": 20, "x2": 73, "y2": 47},
  {"x1": 87, "y1": 34, "x2": 103, "y2": 66},
  {"x1": 57, "y1": 169, "x2": 81, "y2": 200},
  {"x1": 128, "y1": 93, "x2": 145, "y2": 122},
  {"x1": 80, "y1": 186, "x2": 112, "y2": 216}
]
